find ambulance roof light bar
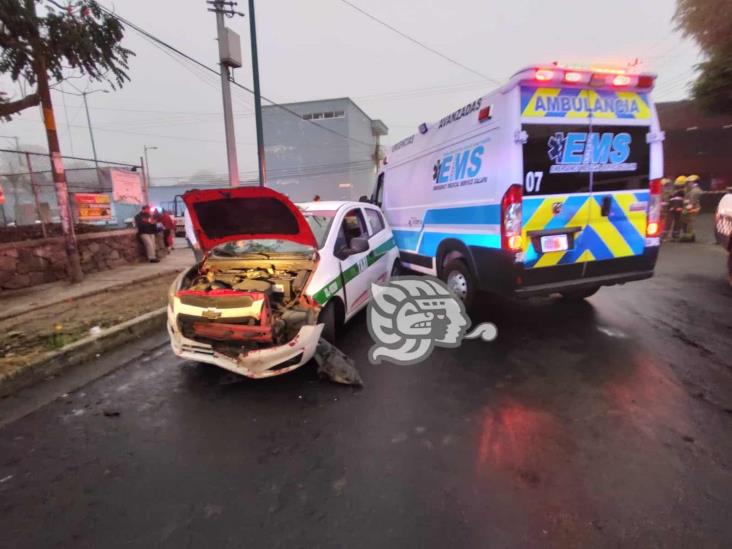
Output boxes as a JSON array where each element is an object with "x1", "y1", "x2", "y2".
[{"x1": 512, "y1": 65, "x2": 656, "y2": 90}]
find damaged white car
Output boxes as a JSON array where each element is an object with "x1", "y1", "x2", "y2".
[{"x1": 167, "y1": 187, "x2": 398, "y2": 378}]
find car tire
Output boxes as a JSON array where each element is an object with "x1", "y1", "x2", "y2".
[
  {"x1": 318, "y1": 300, "x2": 338, "y2": 343},
  {"x1": 559, "y1": 286, "x2": 600, "y2": 301},
  {"x1": 442, "y1": 258, "x2": 476, "y2": 310}
]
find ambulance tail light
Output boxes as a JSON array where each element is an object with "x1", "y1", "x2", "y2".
[
  {"x1": 501, "y1": 184, "x2": 523, "y2": 252},
  {"x1": 647, "y1": 178, "x2": 662, "y2": 237}
]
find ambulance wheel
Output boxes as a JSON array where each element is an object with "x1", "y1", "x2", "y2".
[
  {"x1": 443, "y1": 259, "x2": 476, "y2": 309},
  {"x1": 560, "y1": 286, "x2": 600, "y2": 301},
  {"x1": 318, "y1": 300, "x2": 340, "y2": 343}
]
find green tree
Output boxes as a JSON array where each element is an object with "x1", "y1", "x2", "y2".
[
  {"x1": 0, "y1": 0, "x2": 133, "y2": 120},
  {"x1": 674, "y1": 0, "x2": 732, "y2": 114}
]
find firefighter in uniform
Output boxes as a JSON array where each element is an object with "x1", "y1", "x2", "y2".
[
  {"x1": 680, "y1": 174, "x2": 702, "y2": 242},
  {"x1": 665, "y1": 176, "x2": 687, "y2": 241}
]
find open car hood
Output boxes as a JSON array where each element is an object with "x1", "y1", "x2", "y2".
[{"x1": 183, "y1": 187, "x2": 317, "y2": 253}]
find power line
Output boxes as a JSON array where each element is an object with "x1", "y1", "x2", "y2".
[
  {"x1": 97, "y1": 3, "x2": 376, "y2": 151},
  {"x1": 336, "y1": 0, "x2": 500, "y2": 85}
]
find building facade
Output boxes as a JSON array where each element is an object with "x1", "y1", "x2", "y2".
[
  {"x1": 262, "y1": 97, "x2": 387, "y2": 202},
  {"x1": 656, "y1": 100, "x2": 732, "y2": 190}
]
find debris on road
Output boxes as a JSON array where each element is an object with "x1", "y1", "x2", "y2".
[
  {"x1": 313, "y1": 339, "x2": 363, "y2": 386},
  {"x1": 102, "y1": 409, "x2": 121, "y2": 418}
]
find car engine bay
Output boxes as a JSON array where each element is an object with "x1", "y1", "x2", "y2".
[{"x1": 174, "y1": 255, "x2": 320, "y2": 355}]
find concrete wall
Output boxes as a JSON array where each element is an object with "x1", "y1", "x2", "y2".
[{"x1": 0, "y1": 229, "x2": 168, "y2": 291}]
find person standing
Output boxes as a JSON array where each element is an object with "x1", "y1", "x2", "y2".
[
  {"x1": 160, "y1": 209, "x2": 176, "y2": 251},
  {"x1": 681, "y1": 175, "x2": 703, "y2": 242},
  {"x1": 183, "y1": 206, "x2": 204, "y2": 263},
  {"x1": 664, "y1": 176, "x2": 687, "y2": 241},
  {"x1": 135, "y1": 205, "x2": 159, "y2": 263}
]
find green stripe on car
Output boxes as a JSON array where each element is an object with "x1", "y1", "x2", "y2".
[{"x1": 312, "y1": 237, "x2": 396, "y2": 305}]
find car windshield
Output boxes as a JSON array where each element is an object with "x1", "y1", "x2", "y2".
[
  {"x1": 303, "y1": 212, "x2": 335, "y2": 249},
  {"x1": 211, "y1": 239, "x2": 313, "y2": 257}
]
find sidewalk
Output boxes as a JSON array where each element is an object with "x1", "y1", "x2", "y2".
[
  {"x1": 2, "y1": 247, "x2": 193, "y2": 319},
  {"x1": 0, "y1": 246, "x2": 195, "y2": 394}
]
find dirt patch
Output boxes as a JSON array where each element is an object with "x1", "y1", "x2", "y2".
[{"x1": 0, "y1": 274, "x2": 176, "y2": 380}]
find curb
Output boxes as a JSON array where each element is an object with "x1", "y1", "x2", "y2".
[
  {"x1": 4, "y1": 268, "x2": 183, "y2": 321},
  {"x1": 0, "y1": 306, "x2": 168, "y2": 398}
]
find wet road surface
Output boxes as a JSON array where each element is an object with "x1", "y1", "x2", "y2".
[{"x1": 1, "y1": 236, "x2": 731, "y2": 548}]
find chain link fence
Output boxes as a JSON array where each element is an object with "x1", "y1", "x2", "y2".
[{"x1": 0, "y1": 148, "x2": 143, "y2": 241}]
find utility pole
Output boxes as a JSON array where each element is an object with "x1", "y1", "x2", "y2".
[
  {"x1": 27, "y1": 0, "x2": 83, "y2": 282},
  {"x1": 248, "y1": 0, "x2": 266, "y2": 187},
  {"x1": 143, "y1": 145, "x2": 157, "y2": 202},
  {"x1": 207, "y1": 1, "x2": 244, "y2": 187}
]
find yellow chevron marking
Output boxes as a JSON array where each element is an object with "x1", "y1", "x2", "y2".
[
  {"x1": 534, "y1": 250, "x2": 565, "y2": 268},
  {"x1": 588, "y1": 199, "x2": 634, "y2": 257},
  {"x1": 521, "y1": 88, "x2": 561, "y2": 117},
  {"x1": 614, "y1": 90, "x2": 652, "y2": 119},
  {"x1": 522, "y1": 196, "x2": 568, "y2": 252},
  {"x1": 566, "y1": 196, "x2": 591, "y2": 227},
  {"x1": 613, "y1": 193, "x2": 647, "y2": 236},
  {"x1": 576, "y1": 249, "x2": 595, "y2": 263}
]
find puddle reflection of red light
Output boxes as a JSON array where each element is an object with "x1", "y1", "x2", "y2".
[{"x1": 476, "y1": 400, "x2": 558, "y2": 471}]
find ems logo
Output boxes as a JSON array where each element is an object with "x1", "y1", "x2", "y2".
[
  {"x1": 552, "y1": 202, "x2": 563, "y2": 214},
  {"x1": 432, "y1": 159, "x2": 442, "y2": 182},
  {"x1": 546, "y1": 131, "x2": 637, "y2": 174}
]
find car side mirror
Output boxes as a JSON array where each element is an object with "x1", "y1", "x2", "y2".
[
  {"x1": 358, "y1": 195, "x2": 370, "y2": 203},
  {"x1": 349, "y1": 236, "x2": 369, "y2": 254}
]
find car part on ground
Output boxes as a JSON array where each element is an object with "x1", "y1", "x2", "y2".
[{"x1": 313, "y1": 338, "x2": 363, "y2": 386}]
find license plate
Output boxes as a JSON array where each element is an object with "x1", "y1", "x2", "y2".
[{"x1": 540, "y1": 234, "x2": 569, "y2": 252}]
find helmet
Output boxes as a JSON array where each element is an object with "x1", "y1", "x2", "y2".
[
  {"x1": 674, "y1": 175, "x2": 687, "y2": 186},
  {"x1": 687, "y1": 174, "x2": 700, "y2": 182}
]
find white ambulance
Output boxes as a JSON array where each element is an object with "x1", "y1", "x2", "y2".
[{"x1": 374, "y1": 65, "x2": 664, "y2": 306}]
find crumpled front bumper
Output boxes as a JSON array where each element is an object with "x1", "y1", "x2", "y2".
[{"x1": 167, "y1": 306, "x2": 323, "y2": 378}]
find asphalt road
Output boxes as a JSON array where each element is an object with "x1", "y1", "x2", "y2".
[{"x1": 1, "y1": 228, "x2": 731, "y2": 548}]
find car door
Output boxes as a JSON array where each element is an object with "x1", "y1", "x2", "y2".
[
  {"x1": 334, "y1": 207, "x2": 372, "y2": 320},
  {"x1": 583, "y1": 120, "x2": 651, "y2": 277},
  {"x1": 363, "y1": 206, "x2": 393, "y2": 283}
]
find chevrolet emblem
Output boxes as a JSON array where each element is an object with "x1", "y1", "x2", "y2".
[{"x1": 202, "y1": 308, "x2": 222, "y2": 320}]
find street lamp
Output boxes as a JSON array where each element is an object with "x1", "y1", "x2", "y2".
[{"x1": 143, "y1": 145, "x2": 158, "y2": 204}]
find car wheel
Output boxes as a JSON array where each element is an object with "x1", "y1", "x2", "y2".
[
  {"x1": 318, "y1": 300, "x2": 338, "y2": 343},
  {"x1": 559, "y1": 286, "x2": 600, "y2": 301},
  {"x1": 443, "y1": 258, "x2": 476, "y2": 309}
]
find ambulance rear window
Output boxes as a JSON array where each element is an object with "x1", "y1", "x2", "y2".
[{"x1": 522, "y1": 124, "x2": 650, "y2": 195}]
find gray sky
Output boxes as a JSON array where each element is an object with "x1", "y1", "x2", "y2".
[{"x1": 1, "y1": 0, "x2": 700, "y2": 185}]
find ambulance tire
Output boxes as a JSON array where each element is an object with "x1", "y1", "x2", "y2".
[
  {"x1": 318, "y1": 300, "x2": 340, "y2": 344},
  {"x1": 559, "y1": 286, "x2": 600, "y2": 301},
  {"x1": 443, "y1": 259, "x2": 476, "y2": 310}
]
